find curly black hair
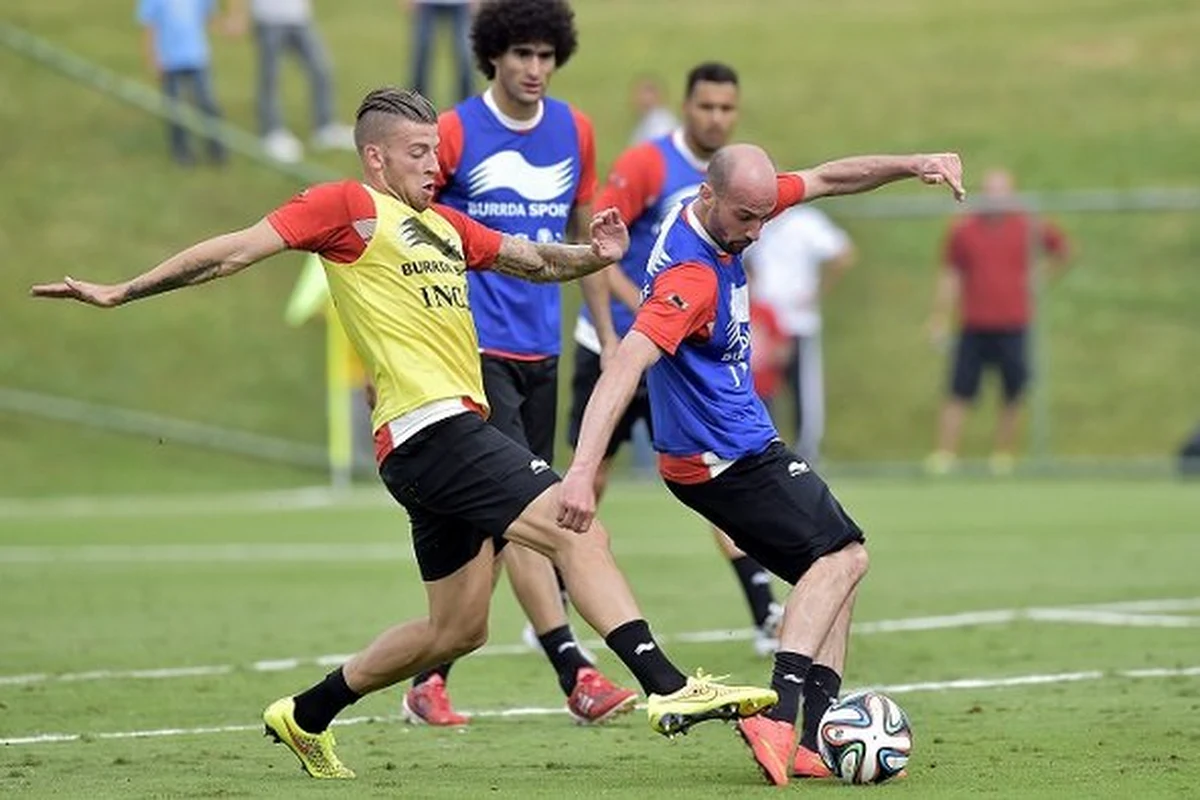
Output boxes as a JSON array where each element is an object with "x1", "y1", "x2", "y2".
[{"x1": 471, "y1": 0, "x2": 578, "y2": 80}]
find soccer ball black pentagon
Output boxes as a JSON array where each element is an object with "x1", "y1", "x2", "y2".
[{"x1": 817, "y1": 690, "x2": 912, "y2": 784}]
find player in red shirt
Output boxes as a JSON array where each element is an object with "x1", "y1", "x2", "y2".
[
  {"x1": 32, "y1": 87, "x2": 780, "y2": 780},
  {"x1": 927, "y1": 168, "x2": 1071, "y2": 474},
  {"x1": 750, "y1": 298, "x2": 791, "y2": 408}
]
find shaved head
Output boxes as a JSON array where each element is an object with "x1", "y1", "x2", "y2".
[
  {"x1": 698, "y1": 144, "x2": 779, "y2": 253},
  {"x1": 708, "y1": 143, "x2": 777, "y2": 202}
]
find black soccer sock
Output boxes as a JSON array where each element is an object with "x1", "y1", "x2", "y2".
[
  {"x1": 764, "y1": 650, "x2": 813, "y2": 725},
  {"x1": 799, "y1": 663, "x2": 842, "y2": 751},
  {"x1": 554, "y1": 567, "x2": 570, "y2": 610},
  {"x1": 730, "y1": 555, "x2": 777, "y2": 627},
  {"x1": 413, "y1": 661, "x2": 454, "y2": 688},
  {"x1": 604, "y1": 619, "x2": 687, "y2": 696},
  {"x1": 537, "y1": 625, "x2": 593, "y2": 695},
  {"x1": 292, "y1": 667, "x2": 361, "y2": 734}
]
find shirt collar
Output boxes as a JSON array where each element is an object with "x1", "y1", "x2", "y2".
[
  {"x1": 683, "y1": 201, "x2": 729, "y2": 258},
  {"x1": 671, "y1": 129, "x2": 710, "y2": 172},
  {"x1": 482, "y1": 86, "x2": 544, "y2": 132}
]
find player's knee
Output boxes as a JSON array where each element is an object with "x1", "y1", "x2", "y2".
[
  {"x1": 842, "y1": 541, "x2": 869, "y2": 581},
  {"x1": 572, "y1": 520, "x2": 612, "y2": 556},
  {"x1": 440, "y1": 619, "x2": 488, "y2": 659}
]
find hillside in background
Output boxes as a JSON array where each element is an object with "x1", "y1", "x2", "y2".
[{"x1": 2, "y1": 0, "x2": 1198, "y2": 493}]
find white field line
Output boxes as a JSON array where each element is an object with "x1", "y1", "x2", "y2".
[
  {"x1": 2, "y1": 665, "x2": 1197, "y2": 748},
  {"x1": 1024, "y1": 608, "x2": 1199, "y2": 628},
  {"x1": 3, "y1": 598, "x2": 1196, "y2": 689},
  {"x1": 0, "y1": 486, "x2": 394, "y2": 520},
  {"x1": 1084, "y1": 598, "x2": 1200, "y2": 613},
  {"x1": 0, "y1": 543, "x2": 412, "y2": 564}
]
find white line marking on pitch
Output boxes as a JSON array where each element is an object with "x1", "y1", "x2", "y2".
[
  {"x1": 2, "y1": 665, "x2": 1196, "y2": 747},
  {"x1": 0, "y1": 543, "x2": 412, "y2": 564},
  {"x1": 2, "y1": 598, "x2": 1195, "y2": 689},
  {"x1": 0, "y1": 486, "x2": 394, "y2": 520}
]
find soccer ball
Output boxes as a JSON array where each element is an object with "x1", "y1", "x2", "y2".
[{"x1": 817, "y1": 691, "x2": 912, "y2": 784}]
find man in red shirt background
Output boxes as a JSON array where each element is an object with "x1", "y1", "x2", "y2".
[
  {"x1": 927, "y1": 167, "x2": 1072, "y2": 474},
  {"x1": 749, "y1": 297, "x2": 790, "y2": 411}
]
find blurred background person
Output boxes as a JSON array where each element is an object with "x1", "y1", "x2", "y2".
[
  {"x1": 745, "y1": 205, "x2": 855, "y2": 465},
  {"x1": 227, "y1": 0, "x2": 356, "y2": 163},
  {"x1": 749, "y1": 285, "x2": 791, "y2": 421},
  {"x1": 622, "y1": 73, "x2": 678, "y2": 475},
  {"x1": 407, "y1": 0, "x2": 476, "y2": 106},
  {"x1": 926, "y1": 167, "x2": 1072, "y2": 475},
  {"x1": 628, "y1": 73, "x2": 678, "y2": 145},
  {"x1": 138, "y1": 0, "x2": 226, "y2": 166}
]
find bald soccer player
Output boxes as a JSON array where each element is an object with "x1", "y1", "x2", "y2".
[{"x1": 559, "y1": 143, "x2": 964, "y2": 786}]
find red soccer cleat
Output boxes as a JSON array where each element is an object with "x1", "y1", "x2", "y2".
[
  {"x1": 566, "y1": 667, "x2": 638, "y2": 724},
  {"x1": 401, "y1": 674, "x2": 469, "y2": 727},
  {"x1": 792, "y1": 744, "x2": 834, "y2": 779},
  {"x1": 736, "y1": 715, "x2": 795, "y2": 786}
]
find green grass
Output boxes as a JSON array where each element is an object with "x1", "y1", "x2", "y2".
[
  {"x1": 2, "y1": 479, "x2": 1199, "y2": 796},
  {"x1": 2, "y1": 0, "x2": 1200, "y2": 491}
]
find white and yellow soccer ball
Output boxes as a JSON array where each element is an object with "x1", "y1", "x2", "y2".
[{"x1": 817, "y1": 690, "x2": 912, "y2": 784}]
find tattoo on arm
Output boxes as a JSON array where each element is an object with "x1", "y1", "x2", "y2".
[
  {"x1": 120, "y1": 258, "x2": 226, "y2": 302},
  {"x1": 492, "y1": 238, "x2": 604, "y2": 283}
]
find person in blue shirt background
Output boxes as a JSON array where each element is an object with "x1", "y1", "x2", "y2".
[{"x1": 137, "y1": 0, "x2": 227, "y2": 165}]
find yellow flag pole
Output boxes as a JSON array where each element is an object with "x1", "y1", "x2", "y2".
[
  {"x1": 286, "y1": 253, "x2": 352, "y2": 489},
  {"x1": 326, "y1": 310, "x2": 353, "y2": 490}
]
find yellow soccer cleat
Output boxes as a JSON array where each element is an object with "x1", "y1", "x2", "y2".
[
  {"x1": 262, "y1": 697, "x2": 356, "y2": 779},
  {"x1": 647, "y1": 670, "x2": 777, "y2": 738}
]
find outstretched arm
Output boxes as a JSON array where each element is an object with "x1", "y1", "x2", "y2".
[
  {"x1": 490, "y1": 207, "x2": 629, "y2": 284},
  {"x1": 570, "y1": 203, "x2": 622, "y2": 367},
  {"x1": 30, "y1": 219, "x2": 287, "y2": 307},
  {"x1": 793, "y1": 153, "x2": 965, "y2": 203},
  {"x1": 557, "y1": 330, "x2": 661, "y2": 532}
]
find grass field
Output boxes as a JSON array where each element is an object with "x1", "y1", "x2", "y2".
[
  {"x1": 3, "y1": 478, "x2": 1199, "y2": 797},
  {"x1": 3, "y1": 0, "x2": 1199, "y2": 481}
]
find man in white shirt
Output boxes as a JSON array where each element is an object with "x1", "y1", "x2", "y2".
[
  {"x1": 745, "y1": 206, "x2": 855, "y2": 464},
  {"x1": 627, "y1": 74, "x2": 679, "y2": 146}
]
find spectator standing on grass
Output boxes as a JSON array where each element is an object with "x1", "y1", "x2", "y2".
[
  {"x1": 227, "y1": 0, "x2": 357, "y2": 163},
  {"x1": 407, "y1": 0, "x2": 476, "y2": 106},
  {"x1": 926, "y1": 167, "x2": 1071, "y2": 475},
  {"x1": 138, "y1": 0, "x2": 227, "y2": 166},
  {"x1": 744, "y1": 205, "x2": 855, "y2": 465}
]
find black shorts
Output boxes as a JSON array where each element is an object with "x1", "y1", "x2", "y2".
[
  {"x1": 379, "y1": 413, "x2": 559, "y2": 582},
  {"x1": 666, "y1": 442, "x2": 865, "y2": 584},
  {"x1": 482, "y1": 354, "x2": 558, "y2": 464},
  {"x1": 566, "y1": 345, "x2": 653, "y2": 459},
  {"x1": 950, "y1": 329, "x2": 1029, "y2": 403}
]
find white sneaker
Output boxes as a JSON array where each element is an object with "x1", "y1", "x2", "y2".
[
  {"x1": 311, "y1": 123, "x2": 356, "y2": 151},
  {"x1": 753, "y1": 602, "x2": 784, "y2": 657},
  {"x1": 263, "y1": 129, "x2": 303, "y2": 164},
  {"x1": 521, "y1": 621, "x2": 541, "y2": 652},
  {"x1": 521, "y1": 622, "x2": 597, "y2": 665}
]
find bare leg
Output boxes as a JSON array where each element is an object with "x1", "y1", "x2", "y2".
[
  {"x1": 994, "y1": 400, "x2": 1023, "y2": 455},
  {"x1": 777, "y1": 543, "x2": 869, "y2": 658},
  {"x1": 812, "y1": 585, "x2": 858, "y2": 675},
  {"x1": 502, "y1": 543, "x2": 569, "y2": 635},
  {"x1": 935, "y1": 398, "x2": 969, "y2": 456},
  {"x1": 712, "y1": 526, "x2": 745, "y2": 558},
  {"x1": 342, "y1": 539, "x2": 496, "y2": 695},
  {"x1": 796, "y1": 586, "x2": 859, "y2": 753},
  {"x1": 506, "y1": 488, "x2": 640, "y2": 635}
]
